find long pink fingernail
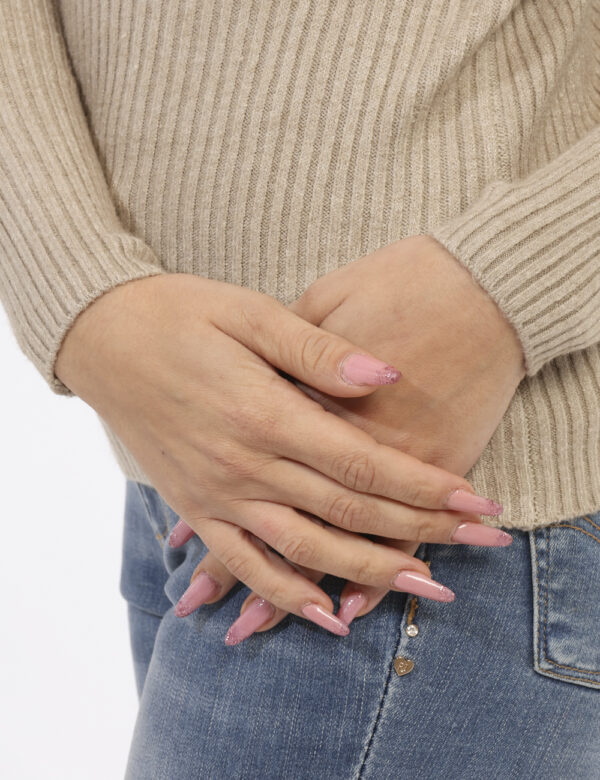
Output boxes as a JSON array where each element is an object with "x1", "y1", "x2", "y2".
[
  {"x1": 168, "y1": 520, "x2": 195, "y2": 547},
  {"x1": 224, "y1": 598, "x2": 276, "y2": 646},
  {"x1": 174, "y1": 572, "x2": 221, "y2": 617},
  {"x1": 337, "y1": 592, "x2": 367, "y2": 625},
  {"x1": 445, "y1": 488, "x2": 503, "y2": 516},
  {"x1": 301, "y1": 603, "x2": 350, "y2": 636},
  {"x1": 451, "y1": 522, "x2": 513, "y2": 546},
  {"x1": 339, "y1": 354, "x2": 401, "y2": 386},
  {"x1": 391, "y1": 571, "x2": 455, "y2": 602}
]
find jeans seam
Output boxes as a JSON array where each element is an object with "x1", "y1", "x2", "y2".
[
  {"x1": 356, "y1": 545, "x2": 428, "y2": 778},
  {"x1": 582, "y1": 515, "x2": 600, "y2": 533},
  {"x1": 551, "y1": 524, "x2": 600, "y2": 544},
  {"x1": 534, "y1": 525, "x2": 600, "y2": 683},
  {"x1": 355, "y1": 619, "x2": 403, "y2": 780},
  {"x1": 529, "y1": 530, "x2": 541, "y2": 673},
  {"x1": 134, "y1": 481, "x2": 169, "y2": 543},
  {"x1": 539, "y1": 670, "x2": 600, "y2": 686},
  {"x1": 543, "y1": 528, "x2": 550, "y2": 671}
]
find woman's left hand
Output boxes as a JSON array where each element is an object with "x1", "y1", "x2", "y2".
[{"x1": 171, "y1": 235, "x2": 526, "y2": 643}]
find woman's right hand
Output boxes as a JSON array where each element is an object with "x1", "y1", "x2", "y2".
[{"x1": 55, "y1": 273, "x2": 499, "y2": 633}]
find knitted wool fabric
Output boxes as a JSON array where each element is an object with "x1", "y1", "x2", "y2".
[{"x1": 1, "y1": 1, "x2": 599, "y2": 529}]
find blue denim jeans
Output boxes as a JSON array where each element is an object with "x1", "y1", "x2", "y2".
[{"x1": 121, "y1": 480, "x2": 600, "y2": 779}]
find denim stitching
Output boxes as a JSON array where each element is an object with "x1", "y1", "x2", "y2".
[
  {"x1": 406, "y1": 596, "x2": 419, "y2": 628},
  {"x1": 543, "y1": 528, "x2": 550, "y2": 672},
  {"x1": 355, "y1": 611, "x2": 404, "y2": 779},
  {"x1": 355, "y1": 550, "x2": 430, "y2": 778},
  {"x1": 154, "y1": 495, "x2": 171, "y2": 541},
  {"x1": 532, "y1": 529, "x2": 543, "y2": 670},
  {"x1": 582, "y1": 515, "x2": 600, "y2": 533},
  {"x1": 539, "y1": 669, "x2": 600, "y2": 687},
  {"x1": 134, "y1": 482, "x2": 155, "y2": 525},
  {"x1": 539, "y1": 525, "x2": 600, "y2": 678},
  {"x1": 134, "y1": 482, "x2": 169, "y2": 544},
  {"x1": 529, "y1": 531, "x2": 541, "y2": 673},
  {"x1": 552, "y1": 524, "x2": 600, "y2": 544}
]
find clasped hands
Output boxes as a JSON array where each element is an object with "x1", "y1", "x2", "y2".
[{"x1": 55, "y1": 234, "x2": 526, "y2": 644}]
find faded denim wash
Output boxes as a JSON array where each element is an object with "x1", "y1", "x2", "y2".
[{"x1": 122, "y1": 480, "x2": 600, "y2": 779}]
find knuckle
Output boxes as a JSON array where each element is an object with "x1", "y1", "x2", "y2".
[
  {"x1": 220, "y1": 536, "x2": 255, "y2": 582},
  {"x1": 399, "y1": 477, "x2": 436, "y2": 508},
  {"x1": 224, "y1": 399, "x2": 281, "y2": 449},
  {"x1": 299, "y1": 328, "x2": 338, "y2": 374},
  {"x1": 250, "y1": 405, "x2": 285, "y2": 450},
  {"x1": 326, "y1": 493, "x2": 368, "y2": 533},
  {"x1": 351, "y1": 556, "x2": 379, "y2": 585},
  {"x1": 236, "y1": 299, "x2": 269, "y2": 340},
  {"x1": 211, "y1": 443, "x2": 265, "y2": 481},
  {"x1": 333, "y1": 450, "x2": 377, "y2": 493},
  {"x1": 279, "y1": 534, "x2": 316, "y2": 567},
  {"x1": 408, "y1": 514, "x2": 438, "y2": 544},
  {"x1": 221, "y1": 552, "x2": 254, "y2": 583},
  {"x1": 253, "y1": 512, "x2": 281, "y2": 548},
  {"x1": 225, "y1": 404, "x2": 261, "y2": 436}
]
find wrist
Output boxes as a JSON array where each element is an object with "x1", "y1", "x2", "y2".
[
  {"x1": 414, "y1": 235, "x2": 526, "y2": 384},
  {"x1": 55, "y1": 276, "x2": 159, "y2": 399}
]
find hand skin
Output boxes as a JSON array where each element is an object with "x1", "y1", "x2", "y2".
[
  {"x1": 54, "y1": 271, "x2": 485, "y2": 631},
  {"x1": 176, "y1": 235, "x2": 526, "y2": 640}
]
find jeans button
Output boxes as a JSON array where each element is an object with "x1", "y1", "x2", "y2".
[{"x1": 393, "y1": 657, "x2": 415, "y2": 676}]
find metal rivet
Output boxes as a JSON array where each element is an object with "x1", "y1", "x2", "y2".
[
  {"x1": 393, "y1": 656, "x2": 415, "y2": 676},
  {"x1": 406, "y1": 624, "x2": 419, "y2": 637}
]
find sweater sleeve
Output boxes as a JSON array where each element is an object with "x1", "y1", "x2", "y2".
[
  {"x1": 427, "y1": 125, "x2": 600, "y2": 377},
  {"x1": 0, "y1": 1, "x2": 167, "y2": 396}
]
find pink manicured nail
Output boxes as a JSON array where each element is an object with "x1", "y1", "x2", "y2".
[
  {"x1": 451, "y1": 522, "x2": 513, "y2": 546},
  {"x1": 445, "y1": 488, "x2": 503, "y2": 516},
  {"x1": 391, "y1": 571, "x2": 455, "y2": 602},
  {"x1": 168, "y1": 520, "x2": 195, "y2": 548},
  {"x1": 301, "y1": 603, "x2": 350, "y2": 636},
  {"x1": 337, "y1": 592, "x2": 367, "y2": 625},
  {"x1": 224, "y1": 598, "x2": 276, "y2": 646},
  {"x1": 339, "y1": 354, "x2": 401, "y2": 386},
  {"x1": 174, "y1": 572, "x2": 221, "y2": 617}
]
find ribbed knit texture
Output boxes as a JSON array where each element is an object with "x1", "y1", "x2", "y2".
[{"x1": 1, "y1": 0, "x2": 599, "y2": 529}]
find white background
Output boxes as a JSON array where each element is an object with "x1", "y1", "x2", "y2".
[{"x1": 0, "y1": 308, "x2": 138, "y2": 779}]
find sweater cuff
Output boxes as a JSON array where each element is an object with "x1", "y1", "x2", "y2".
[
  {"x1": 47, "y1": 247, "x2": 167, "y2": 397},
  {"x1": 0, "y1": 235, "x2": 167, "y2": 397},
  {"x1": 427, "y1": 129, "x2": 600, "y2": 376},
  {"x1": 0, "y1": 1, "x2": 169, "y2": 397}
]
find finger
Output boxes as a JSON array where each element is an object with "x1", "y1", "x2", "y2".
[
  {"x1": 225, "y1": 553, "x2": 327, "y2": 646},
  {"x1": 219, "y1": 292, "x2": 402, "y2": 397},
  {"x1": 173, "y1": 549, "x2": 240, "y2": 617},
  {"x1": 287, "y1": 267, "x2": 350, "y2": 325},
  {"x1": 272, "y1": 407, "x2": 505, "y2": 516},
  {"x1": 171, "y1": 513, "x2": 326, "y2": 622},
  {"x1": 232, "y1": 512, "x2": 330, "y2": 640},
  {"x1": 337, "y1": 541, "x2": 420, "y2": 624},
  {"x1": 264, "y1": 458, "x2": 512, "y2": 545},
  {"x1": 193, "y1": 515, "x2": 352, "y2": 637},
  {"x1": 217, "y1": 500, "x2": 454, "y2": 600},
  {"x1": 168, "y1": 519, "x2": 195, "y2": 547}
]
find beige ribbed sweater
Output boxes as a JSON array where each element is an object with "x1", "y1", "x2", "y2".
[{"x1": 1, "y1": 1, "x2": 599, "y2": 530}]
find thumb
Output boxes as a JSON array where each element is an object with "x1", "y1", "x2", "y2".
[
  {"x1": 226, "y1": 295, "x2": 401, "y2": 398},
  {"x1": 286, "y1": 287, "x2": 340, "y2": 325}
]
